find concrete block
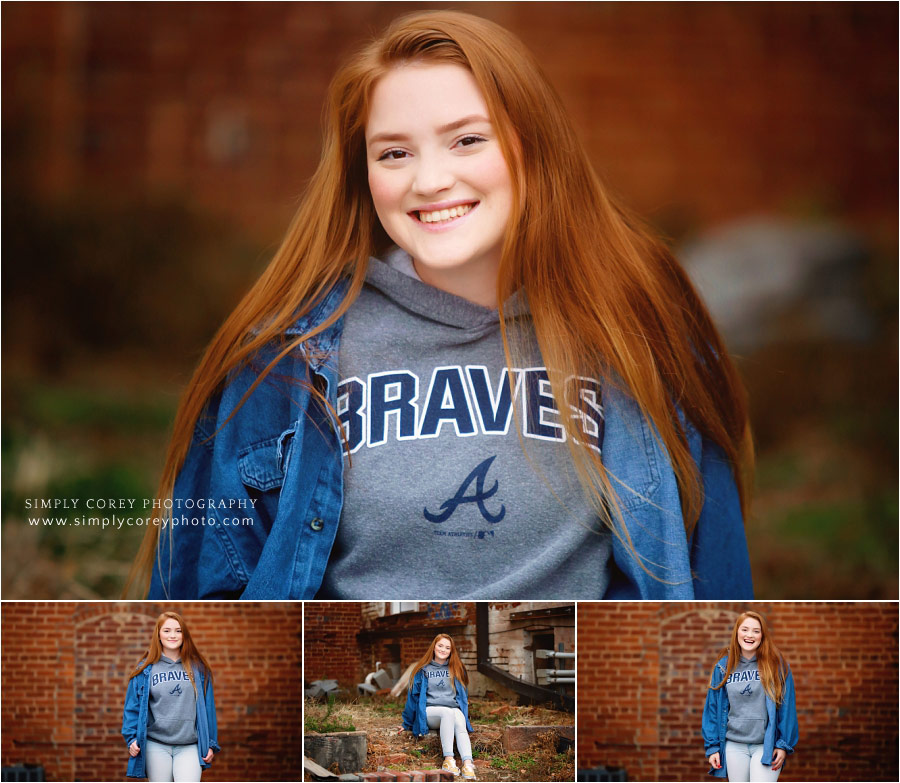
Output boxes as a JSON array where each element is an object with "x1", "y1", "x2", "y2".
[
  {"x1": 502, "y1": 724, "x2": 575, "y2": 752},
  {"x1": 305, "y1": 731, "x2": 368, "y2": 774},
  {"x1": 372, "y1": 668, "x2": 394, "y2": 689},
  {"x1": 386, "y1": 662, "x2": 402, "y2": 679}
]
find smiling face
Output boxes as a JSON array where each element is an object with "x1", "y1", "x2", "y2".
[
  {"x1": 365, "y1": 63, "x2": 514, "y2": 306},
  {"x1": 158, "y1": 619, "x2": 183, "y2": 658},
  {"x1": 736, "y1": 616, "x2": 762, "y2": 657},
  {"x1": 433, "y1": 636, "x2": 453, "y2": 664}
]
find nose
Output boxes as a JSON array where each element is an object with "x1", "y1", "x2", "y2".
[{"x1": 412, "y1": 151, "x2": 454, "y2": 196}]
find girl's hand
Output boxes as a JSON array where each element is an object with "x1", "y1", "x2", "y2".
[
  {"x1": 129, "y1": 741, "x2": 140, "y2": 758},
  {"x1": 203, "y1": 748, "x2": 214, "y2": 764},
  {"x1": 771, "y1": 748, "x2": 786, "y2": 771},
  {"x1": 397, "y1": 726, "x2": 408, "y2": 734},
  {"x1": 708, "y1": 752, "x2": 721, "y2": 770}
]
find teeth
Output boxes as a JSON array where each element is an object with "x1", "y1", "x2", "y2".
[{"x1": 418, "y1": 204, "x2": 474, "y2": 223}]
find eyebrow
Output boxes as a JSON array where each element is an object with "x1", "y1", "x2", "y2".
[{"x1": 367, "y1": 114, "x2": 491, "y2": 146}]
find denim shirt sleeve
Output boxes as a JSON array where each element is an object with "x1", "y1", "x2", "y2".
[
  {"x1": 688, "y1": 434, "x2": 753, "y2": 599},
  {"x1": 401, "y1": 671, "x2": 420, "y2": 732},
  {"x1": 602, "y1": 379, "x2": 754, "y2": 599},
  {"x1": 701, "y1": 665, "x2": 724, "y2": 756},
  {"x1": 775, "y1": 665, "x2": 799, "y2": 753},
  {"x1": 204, "y1": 674, "x2": 220, "y2": 753},
  {"x1": 121, "y1": 675, "x2": 140, "y2": 747},
  {"x1": 457, "y1": 684, "x2": 474, "y2": 732}
]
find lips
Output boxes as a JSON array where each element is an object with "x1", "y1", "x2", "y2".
[{"x1": 410, "y1": 200, "x2": 479, "y2": 225}]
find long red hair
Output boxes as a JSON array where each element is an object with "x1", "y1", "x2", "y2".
[
  {"x1": 127, "y1": 10, "x2": 752, "y2": 596},
  {"x1": 129, "y1": 611, "x2": 214, "y2": 697},
  {"x1": 710, "y1": 610, "x2": 788, "y2": 704},
  {"x1": 411, "y1": 633, "x2": 469, "y2": 693}
]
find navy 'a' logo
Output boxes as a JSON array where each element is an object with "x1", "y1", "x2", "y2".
[{"x1": 424, "y1": 456, "x2": 505, "y2": 524}]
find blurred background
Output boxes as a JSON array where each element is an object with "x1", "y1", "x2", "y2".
[{"x1": 2, "y1": 2, "x2": 896, "y2": 599}]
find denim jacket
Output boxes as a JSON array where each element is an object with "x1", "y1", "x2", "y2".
[
  {"x1": 401, "y1": 668, "x2": 473, "y2": 737},
  {"x1": 121, "y1": 662, "x2": 219, "y2": 778},
  {"x1": 701, "y1": 655, "x2": 798, "y2": 778},
  {"x1": 148, "y1": 279, "x2": 753, "y2": 600}
]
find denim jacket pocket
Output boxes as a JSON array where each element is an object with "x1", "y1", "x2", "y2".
[{"x1": 237, "y1": 435, "x2": 287, "y2": 492}]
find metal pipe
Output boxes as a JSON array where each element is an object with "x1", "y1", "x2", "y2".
[
  {"x1": 475, "y1": 602, "x2": 574, "y2": 711},
  {"x1": 535, "y1": 650, "x2": 575, "y2": 660}
]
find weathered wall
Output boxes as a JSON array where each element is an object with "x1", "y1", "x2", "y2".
[{"x1": 304, "y1": 601, "x2": 574, "y2": 703}]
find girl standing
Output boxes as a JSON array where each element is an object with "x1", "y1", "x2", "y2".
[
  {"x1": 702, "y1": 611, "x2": 798, "y2": 781},
  {"x1": 401, "y1": 634, "x2": 476, "y2": 780},
  {"x1": 122, "y1": 611, "x2": 219, "y2": 781},
  {"x1": 130, "y1": 10, "x2": 754, "y2": 601}
]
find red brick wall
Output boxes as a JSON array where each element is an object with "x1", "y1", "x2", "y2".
[
  {"x1": 305, "y1": 602, "x2": 475, "y2": 688},
  {"x1": 303, "y1": 601, "x2": 364, "y2": 686},
  {"x1": 3, "y1": 3, "x2": 895, "y2": 240},
  {"x1": 577, "y1": 602, "x2": 898, "y2": 782},
  {"x1": 1, "y1": 601, "x2": 302, "y2": 782}
]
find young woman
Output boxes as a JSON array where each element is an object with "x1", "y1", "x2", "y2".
[
  {"x1": 702, "y1": 611, "x2": 798, "y2": 781},
  {"x1": 400, "y1": 634, "x2": 476, "y2": 780},
  {"x1": 129, "y1": 10, "x2": 754, "y2": 600},
  {"x1": 121, "y1": 612, "x2": 219, "y2": 782}
]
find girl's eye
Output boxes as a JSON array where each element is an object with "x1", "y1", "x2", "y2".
[
  {"x1": 456, "y1": 134, "x2": 487, "y2": 148},
  {"x1": 377, "y1": 149, "x2": 408, "y2": 161}
]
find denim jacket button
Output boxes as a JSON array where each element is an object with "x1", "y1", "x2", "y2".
[{"x1": 309, "y1": 517, "x2": 324, "y2": 532}]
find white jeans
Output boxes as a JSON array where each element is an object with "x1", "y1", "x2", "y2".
[
  {"x1": 725, "y1": 740, "x2": 781, "y2": 782},
  {"x1": 425, "y1": 705, "x2": 473, "y2": 761},
  {"x1": 144, "y1": 739, "x2": 202, "y2": 782}
]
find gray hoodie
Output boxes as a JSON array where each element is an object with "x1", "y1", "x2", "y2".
[
  {"x1": 318, "y1": 247, "x2": 612, "y2": 599},
  {"x1": 147, "y1": 655, "x2": 198, "y2": 745},
  {"x1": 422, "y1": 660, "x2": 460, "y2": 709},
  {"x1": 725, "y1": 655, "x2": 767, "y2": 744}
]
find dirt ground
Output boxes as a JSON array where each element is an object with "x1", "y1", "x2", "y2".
[{"x1": 305, "y1": 696, "x2": 574, "y2": 782}]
